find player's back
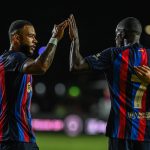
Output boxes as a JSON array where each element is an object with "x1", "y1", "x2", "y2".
[{"x1": 106, "y1": 43, "x2": 150, "y2": 141}]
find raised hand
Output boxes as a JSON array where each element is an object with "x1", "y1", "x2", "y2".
[
  {"x1": 134, "y1": 65, "x2": 150, "y2": 83},
  {"x1": 51, "y1": 20, "x2": 68, "y2": 41},
  {"x1": 68, "y1": 14, "x2": 79, "y2": 41}
]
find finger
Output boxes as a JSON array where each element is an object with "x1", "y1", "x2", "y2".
[
  {"x1": 57, "y1": 20, "x2": 68, "y2": 27},
  {"x1": 139, "y1": 67, "x2": 149, "y2": 73},
  {"x1": 134, "y1": 67, "x2": 145, "y2": 74},
  {"x1": 52, "y1": 25, "x2": 57, "y2": 32},
  {"x1": 68, "y1": 18, "x2": 74, "y2": 29},
  {"x1": 68, "y1": 19, "x2": 72, "y2": 31},
  {"x1": 142, "y1": 65, "x2": 150, "y2": 70},
  {"x1": 68, "y1": 18, "x2": 71, "y2": 26},
  {"x1": 70, "y1": 14, "x2": 75, "y2": 26},
  {"x1": 136, "y1": 66, "x2": 149, "y2": 73},
  {"x1": 68, "y1": 19, "x2": 74, "y2": 38},
  {"x1": 71, "y1": 15, "x2": 77, "y2": 28},
  {"x1": 70, "y1": 14, "x2": 76, "y2": 22},
  {"x1": 134, "y1": 69, "x2": 145, "y2": 78},
  {"x1": 134, "y1": 66, "x2": 144, "y2": 72},
  {"x1": 61, "y1": 21, "x2": 68, "y2": 29},
  {"x1": 69, "y1": 18, "x2": 74, "y2": 31},
  {"x1": 70, "y1": 14, "x2": 73, "y2": 18},
  {"x1": 136, "y1": 71, "x2": 144, "y2": 77}
]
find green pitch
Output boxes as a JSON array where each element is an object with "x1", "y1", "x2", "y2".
[{"x1": 36, "y1": 132, "x2": 108, "y2": 150}]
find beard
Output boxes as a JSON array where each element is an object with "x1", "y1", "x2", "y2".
[
  {"x1": 20, "y1": 45, "x2": 34, "y2": 57},
  {"x1": 116, "y1": 39, "x2": 124, "y2": 47}
]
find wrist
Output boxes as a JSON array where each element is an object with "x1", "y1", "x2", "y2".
[
  {"x1": 49, "y1": 37, "x2": 58, "y2": 46},
  {"x1": 73, "y1": 38, "x2": 79, "y2": 43}
]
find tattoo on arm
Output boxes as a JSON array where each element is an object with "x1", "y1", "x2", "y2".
[{"x1": 36, "y1": 43, "x2": 57, "y2": 71}]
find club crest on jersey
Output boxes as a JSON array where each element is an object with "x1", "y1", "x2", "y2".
[
  {"x1": 27, "y1": 82, "x2": 32, "y2": 93},
  {"x1": 138, "y1": 48, "x2": 144, "y2": 52}
]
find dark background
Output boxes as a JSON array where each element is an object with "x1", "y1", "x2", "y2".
[{"x1": 1, "y1": 0, "x2": 150, "y2": 117}]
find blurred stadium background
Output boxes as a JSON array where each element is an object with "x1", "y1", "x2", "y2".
[{"x1": 0, "y1": 1, "x2": 150, "y2": 149}]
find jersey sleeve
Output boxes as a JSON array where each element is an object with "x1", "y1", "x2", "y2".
[
  {"x1": 85, "y1": 48, "x2": 113, "y2": 71},
  {"x1": 7, "y1": 52, "x2": 30, "y2": 72}
]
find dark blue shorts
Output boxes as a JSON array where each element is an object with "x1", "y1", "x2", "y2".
[
  {"x1": 0, "y1": 141, "x2": 39, "y2": 150},
  {"x1": 109, "y1": 138, "x2": 150, "y2": 150}
]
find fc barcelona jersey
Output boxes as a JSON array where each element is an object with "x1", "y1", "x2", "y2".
[
  {"x1": 0, "y1": 51, "x2": 35, "y2": 142},
  {"x1": 85, "y1": 43, "x2": 150, "y2": 141}
]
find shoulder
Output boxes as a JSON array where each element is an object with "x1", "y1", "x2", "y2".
[
  {"x1": 7, "y1": 51, "x2": 28, "y2": 63},
  {"x1": 9, "y1": 51, "x2": 27, "y2": 58},
  {"x1": 101, "y1": 47, "x2": 122, "y2": 57}
]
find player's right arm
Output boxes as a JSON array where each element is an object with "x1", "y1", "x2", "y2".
[
  {"x1": 22, "y1": 20, "x2": 68, "y2": 75},
  {"x1": 68, "y1": 14, "x2": 89, "y2": 72}
]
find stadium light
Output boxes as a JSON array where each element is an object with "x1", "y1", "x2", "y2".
[
  {"x1": 35, "y1": 82, "x2": 46, "y2": 95},
  {"x1": 144, "y1": 25, "x2": 150, "y2": 35},
  {"x1": 68, "y1": 86, "x2": 81, "y2": 97}
]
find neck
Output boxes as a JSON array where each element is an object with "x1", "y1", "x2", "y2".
[{"x1": 9, "y1": 44, "x2": 20, "y2": 52}]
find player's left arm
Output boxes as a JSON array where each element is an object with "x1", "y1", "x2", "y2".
[
  {"x1": 134, "y1": 65, "x2": 150, "y2": 83},
  {"x1": 68, "y1": 14, "x2": 90, "y2": 72}
]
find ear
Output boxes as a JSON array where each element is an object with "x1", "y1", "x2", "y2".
[{"x1": 11, "y1": 34, "x2": 20, "y2": 44}]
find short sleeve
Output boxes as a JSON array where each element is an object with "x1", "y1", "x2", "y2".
[{"x1": 85, "y1": 48, "x2": 113, "y2": 71}]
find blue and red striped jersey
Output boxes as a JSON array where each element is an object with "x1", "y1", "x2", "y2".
[
  {"x1": 0, "y1": 51, "x2": 35, "y2": 142},
  {"x1": 85, "y1": 43, "x2": 150, "y2": 141}
]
